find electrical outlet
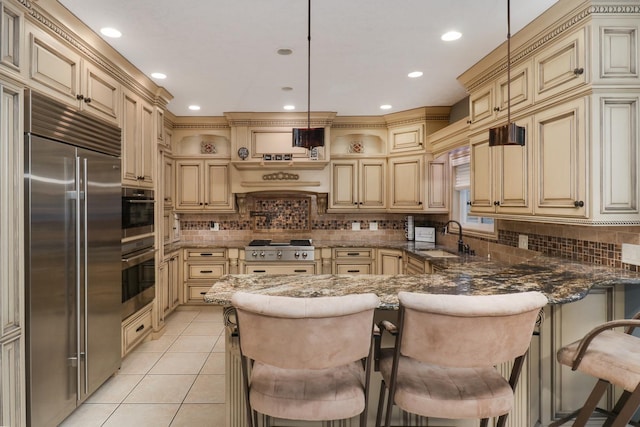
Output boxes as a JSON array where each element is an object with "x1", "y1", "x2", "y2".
[
  {"x1": 369, "y1": 222, "x2": 378, "y2": 231},
  {"x1": 622, "y1": 244, "x2": 640, "y2": 266},
  {"x1": 518, "y1": 234, "x2": 528, "y2": 249},
  {"x1": 352, "y1": 222, "x2": 361, "y2": 231},
  {"x1": 210, "y1": 222, "x2": 220, "y2": 231}
]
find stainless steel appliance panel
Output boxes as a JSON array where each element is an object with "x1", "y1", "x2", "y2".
[
  {"x1": 25, "y1": 136, "x2": 78, "y2": 426},
  {"x1": 80, "y1": 148, "x2": 122, "y2": 396},
  {"x1": 25, "y1": 137, "x2": 122, "y2": 425}
]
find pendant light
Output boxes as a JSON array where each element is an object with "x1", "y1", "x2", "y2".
[
  {"x1": 489, "y1": 0, "x2": 525, "y2": 146},
  {"x1": 292, "y1": 0, "x2": 325, "y2": 150}
]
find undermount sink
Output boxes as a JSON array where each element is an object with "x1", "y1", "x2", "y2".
[{"x1": 417, "y1": 249, "x2": 459, "y2": 258}]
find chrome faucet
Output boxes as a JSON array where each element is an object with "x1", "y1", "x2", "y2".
[{"x1": 442, "y1": 220, "x2": 467, "y2": 254}]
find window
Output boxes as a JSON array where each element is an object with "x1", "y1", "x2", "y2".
[{"x1": 451, "y1": 153, "x2": 495, "y2": 235}]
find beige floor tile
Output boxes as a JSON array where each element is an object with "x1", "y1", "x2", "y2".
[
  {"x1": 59, "y1": 403, "x2": 118, "y2": 427},
  {"x1": 162, "y1": 320, "x2": 190, "y2": 336},
  {"x1": 200, "y1": 352, "x2": 225, "y2": 375},
  {"x1": 165, "y1": 310, "x2": 200, "y2": 323},
  {"x1": 86, "y1": 374, "x2": 144, "y2": 403},
  {"x1": 119, "y1": 351, "x2": 163, "y2": 374},
  {"x1": 212, "y1": 335, "x2": 225, "y2": 353},
  {"x1": 181, "y1": 321, "x2": 224, "y2": 337},
  {"x1": 149, "y1": 352, "x2": 209, "y2": 375},
  {"x1": 170, "y1": 403, "x2": 225, "y2": 427},
  {"x1": 124, "y1": 374, "x2": 196, "y2": 403},
  {"x1": 184, "y1": 374, "x2": 225, "y2": 404},
  {"x1": 167, "y1": 335, "x2": 217, "y2": 353},
  {"x1": 134, "y1": 334, "x2": 178, "y2": 353},
  {"x1": 191, "y1": 309, "x2": 224, "y2": 323},
  {"x1": 102, "y1": 403, "x2": 180, "y2": 427}
]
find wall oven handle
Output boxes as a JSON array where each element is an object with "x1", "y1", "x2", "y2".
[
  {"x1": 122, "y1": 248, "x2": 157, "y2": 267},
  {"x1": 126, "y1": 199, "x2": 156, "y2": 204}
]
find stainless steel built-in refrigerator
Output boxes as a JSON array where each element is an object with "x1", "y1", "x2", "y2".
[{"x1": 24, "y1": 90, "x2": 122, "y2": 427}]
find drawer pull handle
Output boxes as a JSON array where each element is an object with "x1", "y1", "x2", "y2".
[
  {"x1": 347, "y1": 270, "x2": 360, "y2": 273},
  {"x1": 135, "y1": 325, "x2": 145, "y2": 332},
  {"x1": 200, "y1": 270, "x2": 213, "y2": 273},
  {"x1": 253, "y1": 270, "x2": 266, "y2": 273},
  {"x1": 200, "y1": 292, "x2": 207, "y2": 295},
  {"x1": 200, "y1": 253, "x2": 213, "y2": 256},
  {"x1": 347, "y1": 252, "x2": 360, "y2": 256},
  {"x1": 294, "y1": 269, "x2": 308, "y2": 273}
]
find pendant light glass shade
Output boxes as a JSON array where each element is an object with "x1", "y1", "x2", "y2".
[{"x1": 292, "y1": 0, "x2": 325, "y2": 150}]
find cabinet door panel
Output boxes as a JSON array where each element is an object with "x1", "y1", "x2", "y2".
[
  {"x1": 535, "y1": 29, "x2": 587, "y2": 101},
  {"x1": 360, "y1": 160, "x2": 386, "y2": 208},
  {"x1": 535, "y1": 100, "x2": 586, "y2": 217},
  {"x1": 83, "y1": 63, "x2": 119, "y2": 123},
  {"x1": 139, "y1": 102, "x2": 154, "y2": 185},
  {"x1": 389, "y1": 157, "x2": 423, "y2": 210},
  {"x1": 204, "y1": 163, "x2": 232, "y2": 209},
  {"x1": 470, "y1": 136, "x2": 494, "y2": 213},
  {"x1": 121, "y1": 92, "x2": 139, "y2": 184},
  {"x1": 176, "y1": 162, "x2": 202, "y2": 209},
  {"x1": 330, "y1": 161, "x2": 357, "y2": 208}
]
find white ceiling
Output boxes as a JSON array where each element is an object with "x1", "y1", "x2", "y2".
[{"x1": 58, "y1": 0, "x2": 559, "y2": 117}]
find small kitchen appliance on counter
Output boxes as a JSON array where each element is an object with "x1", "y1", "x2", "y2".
[{"x1": 414, "y1": 226, "x2": 436, "y2": 243}]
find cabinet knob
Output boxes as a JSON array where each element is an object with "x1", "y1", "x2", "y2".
[
  {"x1": 573, "y1": 68, "x2": 584, "y2": 75},
  {"x1": 493, "y1": 201, "x2": 501, "y2": 206},
  {"x1": 353, "y1": 202, "x2": 358, "y2": 205},
  {"x1": 493, "y1": 107, "x2": 501, "y2": 112},
  {"x1": 466, "y1": 119, "x2": 472, "y2": 124},
  {"x1": 418, "y1": 201, "x2": 423, "y2": 205},
  {"x1": 76, "y1": 94, "x2": 84, "y2": 101},
  {"x1": 84, "y1": 97, "x2": 92, "y2": 104},
  {"x1": 466, "y1": 201, "x2": 472, "y2": 206},
  {"x1": 574, "y1": 200, "x2": 585, "y2": 208}
]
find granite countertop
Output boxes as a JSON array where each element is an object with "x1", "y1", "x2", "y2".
[{"x1": 203, "y1": 253, "x2": 640, "y2": 308}]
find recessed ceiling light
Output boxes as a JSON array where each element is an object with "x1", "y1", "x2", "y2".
[
  {"x1": 283, "y1": 105, "x2": 295, "y2": 110},
  {"x1": 100, "y1": 27, "x2": 122, "y2": 38},
  {"x1": 277, "y1": 48, "x2": 293, "y2": 56},
  {"x1": 408, "y1": 71, "x2": 423, "y2": 78},
  {"x1": 151, "y1": 72, "x2": 167, "y2": 79},
  {"x1": 441, "y1": 31, "x2": 462, "y2": 41},
  {"x1": 188, "y1": 105, "x2": 201, "y2": 111},
  {"x1": 380, "y1": 104, "x2": 392, "y2": 110}
]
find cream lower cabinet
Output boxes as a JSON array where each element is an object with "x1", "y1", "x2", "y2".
[
  {"x1": 330, "y1": 159, "x2": 386, "y2": 210},
  {"x1": 332, "y1": 248, "x2": 375, "y2": 274},
  {"x1": 388, "y1": 155, "x2": 424, "y2": 211},
  {"x1": 183, "y1": 248, "x2": 228, "y2": 304},
  {"x1": 26, "y1": 22, "x2": 120, "y2": 125},
  {"x1": 377, "y1": 249, "x2": 403, "y2": 275},
  {"x1": 405, "y1": 253, "x2": 429, "y2": 275},
  {"x1": 156, "y1": 251, "x2": 180, "y2": 330},
  {"x1": 122, "y1": 302, "x2": 153, "y2": 357},
  {"x1": 470, "y1": 117, "x2": 533, "y2": 216},
  {"x1": 175, "y1": 159, "x2": 234, "y2": 212},
  {"x1": 121, "y1": 88, "x2": 154, "y2": 188},
  {"x1": 243, "y1": 264, "x2": 316, "y2": 274}
]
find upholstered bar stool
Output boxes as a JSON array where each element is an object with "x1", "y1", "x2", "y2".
[
  {"x1": 550, "y1": 312, "x2": 640, "y2": 427},
  {"x1": 232, "y1": 291, "x2": 380, "y2": 427},
  {"x1": 374, "y1": 291, "x2": 547, "y2": 427}
]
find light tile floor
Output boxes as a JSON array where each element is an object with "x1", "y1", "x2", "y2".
[{"x1": 60, "y1": 306, "x2": 226, "y2": 427}]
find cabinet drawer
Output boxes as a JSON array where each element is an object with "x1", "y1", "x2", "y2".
[
  {"x1": 333, "y1": 248, "x2": 374, "y2": 259},
  {"x1": 186, "y1": 285, "x2": 213, "y2": 304},
  {"x1": 184, "y1": 248, "x2": 226, "y2": 260},
  {"x1": 244, "y1": 264, "x2": 316, "y2": 274},
  {"x1": 187, "y1": 263, "x2": 226, "y2": 279},
  {"x1": 122, "y1": 304, "x2": 153, "y2": 356},
  {"x1": 335, "y1": 263, "x2": 372, "y2": 275}
]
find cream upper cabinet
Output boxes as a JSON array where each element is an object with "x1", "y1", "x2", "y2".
[
  {"x1": 329, "y1": 159, "x2": 386, "y2": 210},
  {"x1": 534, "y1": 28, "x2": 587, "y2": 102},
  {"x1": 470, "y1": 117, "x2": 533, "y2": 216},
  {"x1": 175, "y1": 159, "x2": 234, "y2": 212},
  {"x1": 1, "y1": 1, "x2": 23, "y2": 78},
  {"x1": 388, "y1": 155, "x2": 424, "y2": 211},
  {"x1": 534, "y1": 99, "x2": 587, "y2": 218},
  {"x1": 425, "y1": 155, "x2": 449, "y2": 213},
  {"x1": 162, "y1": 155, "x2": 174, "y2": 208},
  {"x1": 388, "y1": 122, "x2": 425, "y2": 153},
  {"x1": 26, "y1": 23, "x2": 120, "y2": 125},
  {"x1": 121, "y1": 88, "x2": 154, "y2": 188}
]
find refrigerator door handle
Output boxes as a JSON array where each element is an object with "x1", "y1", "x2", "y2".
[
  {"x1": 82, "y1": 157, "x2": 89, "y2": 395},
  {"x1": 75, "y1": 155, "x2": 82, "y2": 400}
]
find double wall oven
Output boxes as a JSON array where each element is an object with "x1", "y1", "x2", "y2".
[{"x1": 121, "y1": 187, "x2": 156, "y2": 319}]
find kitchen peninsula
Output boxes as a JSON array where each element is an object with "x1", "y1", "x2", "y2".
[{"x1": 204, "y1": 253, "x2": 640, "y2": 427}]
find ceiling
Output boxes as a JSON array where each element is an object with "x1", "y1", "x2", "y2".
[{"x1": 58, "y1": 0, "x2": 560, "y2": 117}]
